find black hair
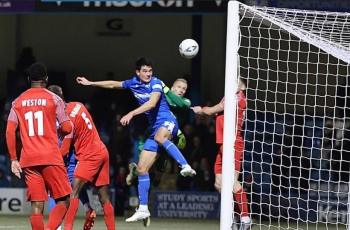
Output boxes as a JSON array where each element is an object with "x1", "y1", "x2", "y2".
[
  {"x1": 47, "y1": 85, "x2": 64, "y2": 100},
  {"x1": 27, "y1": 62, "x2": 47, "y2": 81},
  {"x1": 135, "y1": 57, "x2": 153, "y2": 71}
]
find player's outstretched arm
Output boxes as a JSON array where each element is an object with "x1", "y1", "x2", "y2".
[
  {"x1": 120, "y1": 92, "x2": 161, "y2": 126},
  {"x1": 191, "y1": 98, "x2": 224, "y2": 116},
  {"x1": 76, "y1": 76, "x2": 123, "y2": 89}
]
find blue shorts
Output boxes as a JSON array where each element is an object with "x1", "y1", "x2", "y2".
[{"x1": 143, "y1": 117, "x2": 179, "y2": 152}]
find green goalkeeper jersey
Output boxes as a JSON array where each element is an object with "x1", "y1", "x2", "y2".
[
  {"x1": 165, "y1": 90, "x2": 191, "y2": 109},
  {"x1": 162, "y1": 85, "x2": 191, "y2": 149}
]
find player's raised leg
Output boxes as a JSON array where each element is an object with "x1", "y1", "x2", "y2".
[{"x1": 154, "y1": 126, "x2": 196, "y2": 177}]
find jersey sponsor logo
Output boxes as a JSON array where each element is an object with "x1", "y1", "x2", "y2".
[
  {"x1": 21, "y1": 99, "x2": 47, "y2": 107},
  {"x1": 134, "y1": 92, "x2": 150, "y2": 100},
  {"x1": 79, "y1": 1, "x2": 225, "y2": 8},
  {"x1": 70, "y1": 104, "x2": 82, "y2": 118}
]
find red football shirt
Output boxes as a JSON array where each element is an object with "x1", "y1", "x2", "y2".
[
  {"x1": 216, "y1": 91, "x2": 247, "y2": 145},
  {"x1": 65, "y1": 102, "x2": 106, "y2": 161},
  {"x1": 7, "y1": 88, "x2": 69, "y2": 168}
]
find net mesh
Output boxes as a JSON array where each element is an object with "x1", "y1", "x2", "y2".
[{"x1": 237, "y1": 4, "x2": 350, "y2": 229}]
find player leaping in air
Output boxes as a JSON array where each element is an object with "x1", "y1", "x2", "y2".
[
  {"x1": 49, "y1": 85, "x2": 116, "y2": 230},
  {"x1": 191, "y1": 78, "x2": 251, "y2": 230},
  {"x1": 6, "y1": 63, "x2": 72, "y2": 230},
  {"x1": 126, "y1": 78, "x2": 191, "y2": 186},
  {"x1": 76, "y1": 57, "x2": 196, "y2": 223}
]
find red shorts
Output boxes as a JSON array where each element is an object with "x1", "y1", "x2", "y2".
[
  {"x1": 214, "y1": 144, "x2": 243, "y2": 174},
  {"x1": 74, "y1": 149, "x2": 110, "y2": 187},
  {"x1": 24, "y1": 165, "x2": 72, "y2": 201}
]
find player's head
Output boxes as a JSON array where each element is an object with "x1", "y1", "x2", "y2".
[
  {"x1": 135, "y1": 57, "x2": 153, "y2": 83},
  {"x1": 238, "y1": 77, "x2": 247, "y2": 92},
  {"x1": 27, "y1": 62, "x2": 48, "y2": 85},
  {"x1": 48, "y1": 85, "x2": 64, "y2": 100},
  {"x1": 171, "y1": 78, "x2": 188, "y2": 97}
]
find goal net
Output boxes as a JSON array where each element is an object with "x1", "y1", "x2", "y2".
[{"x1": 223, "y1": 1, "x2": 350, "y2": 230}]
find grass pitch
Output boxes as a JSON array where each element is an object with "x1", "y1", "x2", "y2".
[
  {"x1": 0, "y1": 215, "x2": 345, "y2": 230},
  {"x1": 0, "y1": 215, "x2": 219, "y2": 230}
]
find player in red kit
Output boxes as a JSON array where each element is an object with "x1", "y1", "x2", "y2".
[
  {"x1": 5, "y1": 63, "x2": 72, "y2": 230},
  {"x1": 48, "y1": 85, "x2": 115, "y2": 230},
  {"x1": 191, "y1": 78, "x2": 251, "y2": 229}
]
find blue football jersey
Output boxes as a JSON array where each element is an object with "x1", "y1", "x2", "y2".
[{"x1": 122, "y1": 76, "x2": 175, "y2": 125}]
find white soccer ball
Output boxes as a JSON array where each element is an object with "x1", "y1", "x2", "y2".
[{"x1": 179, "y1": 39, "x2": 199, "y2": 59}]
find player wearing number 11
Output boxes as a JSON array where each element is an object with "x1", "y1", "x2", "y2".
[{"x1": 5, "y1": 63, "x2": 72, "y2": 230}]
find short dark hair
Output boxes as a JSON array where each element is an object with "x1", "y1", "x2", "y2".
[
  {"x1": 47, "y1": 85, "x2": 64, "y2": 100},
  {"x1": 135, "y1": 57, "x2": 153, "y2": 71},
  {"x1": 28, "y1": 62, "x2": 47, "y2": 81}
]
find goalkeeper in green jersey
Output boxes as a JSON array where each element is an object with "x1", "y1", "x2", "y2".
[
  {"x1": 126, "y1": 78, "x2": 191, "y2": 186},
  {"x1": 162, "y1": 78, "x2": 190, "y2": 149}
]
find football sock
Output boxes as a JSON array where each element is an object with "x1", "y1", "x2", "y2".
[
  {"x1": 103, "y1": 202, "x2": 116, "y2": 230},
  {"x1": 162, "y1": 140, "x2": 188, "y2": 167},
  {"x1": 30, "y1": 214, "x2": 44, "y2": 230},
  {"x1": 46, "y1": 203, "x2": 67, "y2": 230},
  {"x1": 64, "y1": 198, "x2": 79, "y2": 230},
  {"x1": 138, "y1": 174, "x2": 150, "y2": 205},
  {"x1": 234, "y1": 188, "x2": 249, "y2": 217}
]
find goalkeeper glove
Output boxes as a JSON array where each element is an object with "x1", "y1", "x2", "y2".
[{"x1": 176, "y1": 132, "x2": 186, "y2": 149}]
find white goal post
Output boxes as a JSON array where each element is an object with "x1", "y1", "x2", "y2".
[{"x1": 222, "y1": 1, "x2": 350, "y2": 229}]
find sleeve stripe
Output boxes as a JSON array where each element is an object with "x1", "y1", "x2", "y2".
[
  {"x1": 7, "y1": 108, "x2": 18, "y2": 124},
  {"x1": 152, "y1": 84, "x2": 162, "y2": 90}
]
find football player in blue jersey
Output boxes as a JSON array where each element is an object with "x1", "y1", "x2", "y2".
[{"x1": 76, "y1": 57, "x2": 196, "y2": 223}]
